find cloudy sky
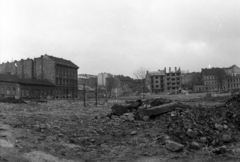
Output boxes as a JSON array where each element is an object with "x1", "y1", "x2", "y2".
[{"x1": 1, "y1": 0, "x2": 240, "y2": 77}]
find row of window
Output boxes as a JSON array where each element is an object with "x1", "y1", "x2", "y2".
[
  {"x1": 152, "y1": 76, "x2": 164, "y2": 79},
  {"x1": 151, "y1": 78, "x2": 180, "y2": 83},
  {"x1": 152, "y1": 85, "x2": 164, "y2": 89},
  {"x1": 205, "y1": 81, "x2": 221, "y2": 85},
  {"x1": 167, "y1": 82, "x2": 180, "y2": 86},
  {"x1": 166, "y1": 73, "x2": 180, "y2": 76},
  {"x1": 21, "y1": 89, "x2": 53, "y2": 97},
  {"x1": 0, "y1": 86, "x2": 16, "y2": 95},
  {"x1": 204, "y1": 76, "x2": 218, "y2": 80},
  {"x1": 56, "y1": 68, "x2": 77, "y2": 78},
  {"x1": 205, "y1": 80, "x2": 240, "y2": 85},
  {"x1": 56, "y1": 78, "x2": 77, "y2": 86},
  {"x1": 228, "y1": 84, "x2": 240, "y2": 88},
  {"x1": 228, "y1": 78, "x2": 240, "y2": 82}
]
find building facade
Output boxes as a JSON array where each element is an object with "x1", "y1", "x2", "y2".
[
  {"x1": 0, "y1": 74, "x2": 55, "y2": 99},
  {"x1": 78, "y1": 74, "x2": 97, "y2": 88},
  {"x1": 146, "y1": 67, "x2": 182, "y2": 94},
  {"x1": 193, "y1": 65, "x2": 240, "y2": 92},
  {"x1": 97, "y1": 72, "x2": 112, "y2": 86},
  {"x1": 0, "y1": 54, "x2": 78, "y2": 98}
]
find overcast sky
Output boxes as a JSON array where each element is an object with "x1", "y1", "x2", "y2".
[{"x1": 1, "y1": 0, "x2": 240, "y2": 77}]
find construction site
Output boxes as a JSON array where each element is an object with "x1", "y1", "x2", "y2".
[{"x1": 1, "y1": 92, "x2": 240, "y2": 162}]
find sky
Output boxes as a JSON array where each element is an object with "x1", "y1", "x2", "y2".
[{"x1": 1, "y1": 0, "x2": 240, "y2": 78}]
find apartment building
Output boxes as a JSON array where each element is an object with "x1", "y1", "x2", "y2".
[
  {"x1": 78, "y1": 74, "x2": 97, "y2": 88},
  {"x1": 146, "y1": 67, "x2": 182, "y2": 94},
  {"x1": 194, "y1": 65, "x2": 240, "y2": 92},
  {"x1": 0, "y1": 54, "x2": 78, "y2": 98},
  {"x1": 97, "y1": 72, "x2": 112, "y2": 86}
]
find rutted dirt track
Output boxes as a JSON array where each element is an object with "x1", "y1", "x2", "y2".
[{"x1": 1, "y1": 95, "x2": 240, "y2": 162}]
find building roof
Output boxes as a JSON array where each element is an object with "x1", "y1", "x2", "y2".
[
  {"x1": 148, "y1": 70, "x2": 165, "y2": 76},
  {"x1": 0, "y1": 74, "x2": 54, "y2": 86},
  {"x1": 78, "y1": 74, "x2": 97, "y2": 79},
  {"x1": 78, "y1": 76, "x2": 89, "y2": 79},
  {"x1": 202, "y1": 68, "x2": 226, "y2": 76},
  {"x1": 78, "y1": 85, "x2": 94, "y2": 91},
  {"x1": 115, "y1": 75, "x2": 133, "y2": 81},
  {"x1": 19, "y1": 78, "x2": 54, "y2": 86},
  {"x1": 47, "y1": 55, "x2": 79, "y2": 69},
  {"x1": 224, "y1": 64, "x2": 239, "y2": 70},
  {"x1": 0, "y1": 74, "x2": 19, "y2": 82}
]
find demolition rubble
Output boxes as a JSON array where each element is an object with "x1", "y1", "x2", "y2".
[
  {"x1": 109, "y1": 94, "x2": 240, "y2": 153},
  {"x1": 2, "y1": 94, "x2": 240, "y2": 161}
]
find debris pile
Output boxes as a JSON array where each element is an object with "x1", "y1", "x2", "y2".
[
  {"x1": 109, "y1": 94, "x2": 240, "y2": 151},
  {"x1": 111, "y1": 98, "x2": 173, "y2": 117}
]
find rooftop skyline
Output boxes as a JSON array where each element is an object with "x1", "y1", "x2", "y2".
[{"x1": 1, "y1": 0, "x2": 240, "y2": 77}]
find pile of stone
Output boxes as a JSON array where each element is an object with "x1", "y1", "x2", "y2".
[
  {"x1": 157, "y1": 94, "x2": 240, "y2": 152},
  {"x1": 109, "y1": 94, "x2": 240, "y2": 152},
  {"x1": 110, "y1": 98, "x2": 173, "y2": 117}
]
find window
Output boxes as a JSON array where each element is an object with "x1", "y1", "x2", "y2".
[
  {"x1": 12, "y1": 87, "x2": 16, "y2": 95},
  {"x1": 21, "y1": 90, "x2": 25, "y2": 97},
  {"x1": 7, "y1": 87, "x2": 10, "y2": 95},
  {"x1": 0, "y1": 87, "x2": 3, "y2": 94},
  {"x1": 155, "y1": 76, "x2": 158, "y2": 79},
  {"x1": 156, "y1": 85, "x2": 159, "y2": 88}
]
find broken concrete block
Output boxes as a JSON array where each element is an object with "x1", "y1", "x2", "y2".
[
  {"x1": 139, "y1": 102, "x2": 179, "y2": 119},
  {"x1": 130, "y1": 131, "x2": 137, "y2": 135},
  {"x1": 222, "y1": 134, "x2": 232, "y2": 143},
  {"x1": 186, "y1": 129, "x2": 198, "y2": 138},
  {"x1": 165, "y1": 140, "x2": 184, "y2": 152},
  {"x1": 215, "y1": 123, "x2": 224, "y2": 131},
  {"x1": 143, "y1": 116, "x2": 150, "y2": 121},
  {"x1": 200, "y1": 137, "x2": 207, "y2": 143},
  {"x1": 111, "y1": 104, "x2": 128, "y2": 116},
  {"x1": 190, "y1": 141, "x2": 201, "y2": 150}
]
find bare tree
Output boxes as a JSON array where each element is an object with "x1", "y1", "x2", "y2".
[
  {"x1": 106, "y1": 76, "x2": 121, "y2": 95},
  {"x1": 133, "y1": 67, "x2": 148, "y2": 99}
]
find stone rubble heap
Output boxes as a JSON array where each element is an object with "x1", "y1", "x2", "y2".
[{"x1": 109, "y1": 94, "x2": 240, "y2": 152}]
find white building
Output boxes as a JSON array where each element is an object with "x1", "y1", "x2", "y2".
[{"x1": 97, "y1": 72, "x2": 112, "y2": 86}]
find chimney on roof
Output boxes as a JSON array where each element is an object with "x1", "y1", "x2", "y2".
[
  {"x1": 175, "y1": 67, "x2": 177, "y2": 72},
  {"x1": 164, "y1": 67, "x2": 166, "y2": 72},
  {"x1": 169, "y1": 67, "x2": 171, "y2": 73}
]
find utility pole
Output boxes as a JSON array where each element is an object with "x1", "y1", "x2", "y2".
[
  {"x1": 83, "y1": 84, "x2": 86, "y2": 107},
  {"x1": 95, "y1": 81, "x2": 98, "y2": 107},
  {"x1": 142, "y1": 79, "x2": 144, "y2": 100}
]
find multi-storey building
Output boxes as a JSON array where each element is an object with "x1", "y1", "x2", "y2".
[
  {"x1": 115, "y1": 75, "x2": 133, "y2": 87},
  {"x1": 0, "y1": 54, "x2": 78, "y2": 98},
  {"x1": 97, "y1": 72, "x2": 112, "y2": 86},
  {"x1": 78, "y1": 74, "x2": 97, "y2": 88},
  {"x1": 146, "y1": 67, "x2": 182, "y2": 94},
  {"x1": 146, "y1": 70, "x2": 165, "y2": 93},
  {"x1": 181, "y1": 72, "x2": 201, "y2": 91},
  {"x1": 194, "y1": 65, "x2": 240, "y2": 92}
]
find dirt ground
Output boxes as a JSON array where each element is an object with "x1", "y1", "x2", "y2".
[{"x1": 1, "y1": 93, "x2": 240, "y2": 162}]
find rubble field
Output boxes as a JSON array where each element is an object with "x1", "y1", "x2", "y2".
[{"x1": 1, "y1": 94, "x2": 240, "y2": 162}]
